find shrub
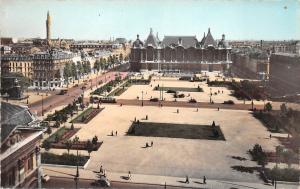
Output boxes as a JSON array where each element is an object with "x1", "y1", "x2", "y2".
[
  {"x1": 189, "y1": 98, "x2": 197, "y2": 103},
  {"x1": 223, "y1": 100, "x2": 234, "y2": 105},
  {"x1": 41, "y1": 152, "x2": 89, "y2": 166}
]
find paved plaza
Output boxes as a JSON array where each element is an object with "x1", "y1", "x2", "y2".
[
  {"x1": 117, "y1": 74, "x2": 265, "y2": 105},
  {"x1": 71, "y1": 105, "x2": 281, "y2": 183}
]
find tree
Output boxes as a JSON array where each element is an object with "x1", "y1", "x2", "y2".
[
  {"x1": 65, "y1": 140, "x2": 73, "y2": 154},
  {"x1": 46, "y1": 126, "x2": 52, "y2": 135},
  {"x1": 282, "y1": 150, "x2": 294, "y2": 168},
  {"x1": 94, "y1": 59, "x2": 100, "y2": 74},
  {"x1": 86, "y1": 61, "x2": 92, "y2": 73},
  {"x1": 265, "y1": 102, "x2": 272, "y2": 112},
  {"x1": 73, "y1": 135, "x2": 79, "y2": 144},
  {"x1": 86, "y1": 140, "x2": 94, "y2": 157},
  {"x1": 43, "y1": 140, "x2": 51, "y2": 151},
  {"x1": 76, "y1": 61, "x2": 84, "y2": 77},
  {"x1": 71, "y1": 62, "x2": 77, "y2": 79},
  {"x1": 70, "y1": 122, "x2": 74, "y2": 130},
  {"x1": 63, "y1": 63, "x2": 71, "y2": 83}
]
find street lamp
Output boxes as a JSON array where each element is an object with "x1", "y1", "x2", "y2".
[
  {"x1": 41, "y1": 94, "x2": 44, "y2": 116},
  {"x1": 73, "y1": 136, "x2": 80, "y2": 189},
  {"x1": 141, "y1": 91, "x2": 144, "y2": 106}
]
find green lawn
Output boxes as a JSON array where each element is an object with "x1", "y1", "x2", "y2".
[
  {"x1": 128, "y1": 122, "x2": 225, "y2": 140},
  {"x1": 71, "y1": 107, "x2": 93, "y2": 123},
  {"x1": 154, "y1": 86, "x2": 203, "y2": 92},
  {"x1": 47, "y1": 126, "x2": 66, "y2": 143}
]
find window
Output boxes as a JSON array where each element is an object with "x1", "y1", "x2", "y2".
[{"x1": 27, "y1": 153, "x2": 34, "y2": 172}]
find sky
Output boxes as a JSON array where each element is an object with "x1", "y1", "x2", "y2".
[{"x1": 0, "y1": 0, "x2": 299, "y2": 41}]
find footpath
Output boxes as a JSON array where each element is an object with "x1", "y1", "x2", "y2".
[{"x1": 42, "y1": 165, "x2": 299, "y2": 189}]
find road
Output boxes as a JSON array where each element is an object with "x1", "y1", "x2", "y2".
[
  {"x1": 42, "y1": 176, "x2": 186, "y2": 189},
  {"x1": 29, "y1": 71, "x2": 128, "y2": 116},
  {"x1": 116, "y1": 99, "x2": 264, "y2": 111}
]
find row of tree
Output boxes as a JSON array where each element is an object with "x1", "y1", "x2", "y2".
[{"x1": 63, "y1": 61, "x2": 92, "y2": 81}]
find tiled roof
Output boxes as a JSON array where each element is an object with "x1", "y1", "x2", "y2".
[
  {"x1": 162, "y1": 36, "x2": 198, "y2": 48},
  {"x1": 203, "y1": 28, "x2": 217, "y2": 48},
  {"x1": 145, "y1": 29, "x2": 158, "y2": 47},
  {"x1": 1, "y1": 102, "x2": 35, "y2": 142}
]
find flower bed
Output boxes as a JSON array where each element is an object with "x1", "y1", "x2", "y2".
[
  {"x1": 51, "y1": 141, "x2": 102, "y2": 151},
  {"x1": 71, "y1": 107, "x2": 104, "y2": 124}
]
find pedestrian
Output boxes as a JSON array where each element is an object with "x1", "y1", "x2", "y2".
[
  {"x1": 111, "y1": 130, "x2": 114, "y2": 136},
  {"x1": 270, "y1": 134, "x2": 272, "y2": 139},
  {"x1": 146, "y1": 115, "x2": 148, "y2": 120},
  {"x1": 185, "y1": 175, "x2": 189, "y2": 184},
  {"x1": 100, "y1": 165, "x2": 103, "y2": 174},
  {"x1": 146, "y1": 142, "x2": 149, "y2": 147},
  {"x1": 203, "y1": 176, "x2": 206, "y2": 184},
  {"x1": 196, "y1": 108, "x2": 198, "y2": 112},
  {"x1": 151, "y1": 141, "x2": 153, "y2": 147},
  {"x1": 177, "y1": 109, "x2": 179, "y2": 113},
  {"x1": 128, "y1": 171, "x2": 131, "y2": 179},
  {"x1": 217, "y1": 107, "x2": 219, "y2": 111},
  {"x1": 115, "y1": 131, "x2": 117, "y2": 136}
]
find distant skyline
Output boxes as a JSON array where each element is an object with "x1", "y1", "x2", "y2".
[{"x1": 0, "y1": 0, "x2": 299, "y2": 41}]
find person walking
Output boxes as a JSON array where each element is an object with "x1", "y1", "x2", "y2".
[
  {"x1": 151, "y1": 141, "x2": 153, "y2": 147},
  {"x1": 128, "y1": 171, "x2": 131, "y2": 180},
  {"x1": 185, "y1": 175, "x2": 189, "y2": 184},
  {"x1": 115, "y1": 131, "x2": 117, "y2": 136},
  {"x1": 111, "y1": 130, "x2": 114, "y2": 136},
  {"x1": 99, "y1": 165, "x2": 103, "y2": 174},
  {"x1": 203, "y1": 176, "x2": 206, "y2": 184}
]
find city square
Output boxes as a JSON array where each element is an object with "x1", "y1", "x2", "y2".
[{"x1": 1, "y1": 1, "x2": 300, "y2": 188}]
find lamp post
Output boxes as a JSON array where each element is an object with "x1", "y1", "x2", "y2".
[
  {"x1": 41, "y1": 94, "x2": 44, "y2": 116},
  {"x1": 141, "y1": 91, "x2": 144, "y2": 106},
  {"x1": 73, "y1": 136, "x2": 80, "y2": 189}
]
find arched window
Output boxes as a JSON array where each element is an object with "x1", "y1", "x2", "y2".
[{"x1": 146, "y1": 46, "x2": 154, "y2": 61}]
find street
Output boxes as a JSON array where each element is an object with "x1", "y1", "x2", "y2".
[
  {"x1": 29, "y1": 71, "x2": 128, "y2": 116},
  {"x1": 42, "y1": 176, "x2": 186, "y2": 189}
]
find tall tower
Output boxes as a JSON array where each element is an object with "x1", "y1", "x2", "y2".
[{"x1": 46, "y1": 11, "x2": 51, "y2": 40}]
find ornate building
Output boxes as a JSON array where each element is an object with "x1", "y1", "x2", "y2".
[
  {"x1": 1, "y1": 54, "x2": 34, "y2": 79},
  {"x1": 130, "y1": 28, "x2": 232, "y2": 73},
  {"x1": 1, "y1": 102, "x2": 43, "y2": 188},
  {"x1": 32, "y1": 50, "x2": 75, "y2": 88}
]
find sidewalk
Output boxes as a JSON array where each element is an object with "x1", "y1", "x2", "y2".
[{"x1": 42, "y1": 165, "x2": 299, "y2": 189}]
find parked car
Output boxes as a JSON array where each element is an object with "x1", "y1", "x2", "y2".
[{"x1": 58, "y1": 89, "x2": 68, "y2": 95}]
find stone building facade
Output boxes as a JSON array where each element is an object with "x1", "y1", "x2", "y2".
[
  {"x1": 269, "y1": 53, "x2": 300, "y2": 96},
  {"x1": 231, "y1": 49, "x2": 269, "y2": 80},
  {"x1": 1, "y1": 54, "x2": 34, "y2": 79},
  {"x1": 130, "y1": 28, "x2": 232, "y2": 73},
  {"x1": 1, "y1": 102, "x2": 43, "y2": 188},
  {"x1": 32, "y1": 50, "x2": 74, "y2": 88}
]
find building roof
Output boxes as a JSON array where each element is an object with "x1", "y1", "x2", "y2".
[
  {"x1": 162, "y1": 36, "x2": 198, "y2": 48},
  {"x1": 133, "y1": 35, "x2": 144, "y2": 48},
  {"x1": 1, "y1": 102, "x2": 37, "y2": 143},
  {"x1": 202, "y1": 28, "x2": 217, "y2": 48},
  {"x1": 145, "y1": 28, "x2": 159, "y2": 47}
]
